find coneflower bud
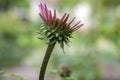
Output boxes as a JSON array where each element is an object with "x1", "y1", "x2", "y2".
[
  {"x1": 38, "y1": 3, "x2": 84, "y2": 49},
  {"x1": 38, "y1": 3, "x2": 84, "y2": 80}
]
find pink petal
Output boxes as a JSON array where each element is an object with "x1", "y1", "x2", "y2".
[
  {"x1": 71, "y1": 21, "x2": 81, "y2": 29},
  {"x1": 39, "y1": 3, "x2": 44, "y2": 14},
  {"x1": 53, "y1": 9, "x2": 57, "y2": 27},
  {"x1": 38, "y1": 3, "x2": 42, "y2": 11},
  {"x1": 39, "y1": 13, "x2": 47, "y2": 24},
  {"x1": 49, "y1": 10, "x2": 52, "y2": 25},
  {"x1": 44, "y1": 4, "x2": 50, "y2": 25},
  {"x1": 62, "y1": 14, "x2": 69, "y2": 24},
  {"x1": 58, "y1": 13, "x2": 67, "y2": 26},
  {"x1": 72, "y1": 24, "x2": 84, "y2": 31},
  {"x1": 67, "y1": 17, "x2": 76, "y2": 27},
  {"x1": 53, "y1": 9, "x2": 56, "y2": 22},
  {"x1": 60, "y1": 13, "x2": 67, "y2": 23},
  {"x1": 47, "y1": 10, "x2": 51, "y2": 25},
  {"x1": 39, "y1": 3, "x2": 48, "y2": 24}
]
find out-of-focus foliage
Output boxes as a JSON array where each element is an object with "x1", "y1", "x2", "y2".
[
  {"x1": 0, "y1": 0, "x2": 29, "y2": 11},
  {"x1": 57, "y1": 0, "x2": 82, "y2": 9},
  {"x1": 103, "y1": 0, "x2": 120, "y2": 7},
  {"x1": 50, "y1": 0, "x2": 120, "y2": 79},
  {"x1": 0, "y1": 12, "x2": 36, "y2": 68},
  {"x1": 11, "y1": 74, "x2": 26, "y2": 80},
  {"x1": 51, "y1": 46, "x2": 102, "y2": 80}
]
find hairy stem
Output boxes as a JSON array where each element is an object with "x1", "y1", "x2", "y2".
[{"x1": 39, "y1": 41, "x2": 56, "y2": 80}]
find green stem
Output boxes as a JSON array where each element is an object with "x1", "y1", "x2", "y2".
[{"x1": 39, "y1": 41, "x2": 56, "y2": 80}]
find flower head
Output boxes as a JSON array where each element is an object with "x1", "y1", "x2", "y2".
[{"x1": 38, "y1": 3, "x2": 83, "y2": 48}]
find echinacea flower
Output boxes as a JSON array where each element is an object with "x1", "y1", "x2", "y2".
[
  {"x1": 38, "y1": 3, "x2": 84, "y2": 80},
  {"x1": 38, "y1": 3, "x2": 83, "y2": 48}
]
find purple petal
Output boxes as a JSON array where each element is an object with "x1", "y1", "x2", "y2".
[
  {"x1": 53, "y1": 9, "x2": 57, "y2": 27},
  {"x1": 39, "y1": 3, "x2": 44, "y2": 15},
  {"x1": 53, "y1": 9, "x2": 56, "y2": 22},
  {"x1": 67, "y1": 17, "x2": 76, "y2": 27},
  {"x1": 60, "y1": 13, "x2": 67, "y2": 23},
  {"x1": 48, "y1": 10, "x2": 52, "y2": 25},
  {"x1": 58, "y1": 13, "x2": 67, "y2": 26},
  {"x1": 39, "y1": 3, "x2": 48, "y2": 24},
  {"x1": 38, "y1": 3, "x2": 42, "y2": 11},
  {"x1": 47, "y1": 10, "x2": 51, "y2": 25},
  {"x1": 71, "y1": 21, "x2": 81, "y2": 29},
  {"x1": 44, "y1": 4, "x2": 50, "y2": 25},
  {"x1": 62, "y1": 14, "x2": 69, "y2": 24},
  {"x1": 72, "y1": 24, "x2": 84, "y2": 31},
  {"x1": 39, "y1": 13, "x2": 47, "y2": 24}
]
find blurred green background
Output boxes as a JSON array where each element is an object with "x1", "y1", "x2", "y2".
[{"x1": 0, "y1": 0, "x2": 120, "y2": 80}]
